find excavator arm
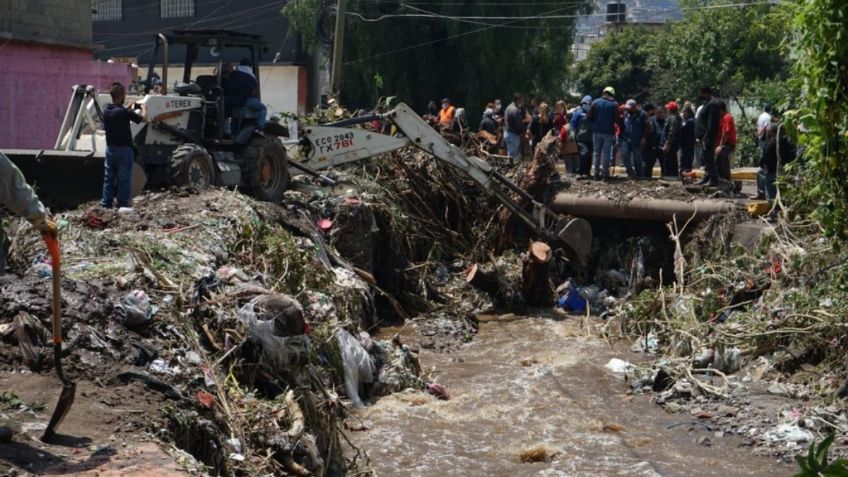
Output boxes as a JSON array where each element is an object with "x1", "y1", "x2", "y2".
[{"x1": 298, "y1": 103, "x2": 592, "y2": 266}]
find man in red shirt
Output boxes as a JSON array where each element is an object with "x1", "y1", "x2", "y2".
[{"x1": 714, "y1": 101, "x2": 737, "y2": 181}]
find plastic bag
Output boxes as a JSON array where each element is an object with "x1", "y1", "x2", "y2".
[
  {"x1": 336, "y1": 328, "x2": 375, "y2": 408},
  {"x1": 237, "y1": 296, "x2": 311, "y2": 374}
]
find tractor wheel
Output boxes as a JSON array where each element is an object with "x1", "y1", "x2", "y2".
[
  {"x1": 239, "y1": 136, "x2": 289, "y2": 202},
  {"x1": 171, "y1": 143, "x2": 214, "y2": 190}
]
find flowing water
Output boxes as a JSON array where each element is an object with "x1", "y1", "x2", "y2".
[{"x1": 350, "y1": 314, "x2": 793, "y2": 477}]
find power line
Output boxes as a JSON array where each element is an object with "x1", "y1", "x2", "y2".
[
  {"x1": 348, "y1": 1, "x2": 775, "y2": 22},
  {"x1": 343, "y1": 3, "x2": 579, "y2": 65},
  {"x1": 342, "y1": 0, "x2": 778, "y2": 64}
]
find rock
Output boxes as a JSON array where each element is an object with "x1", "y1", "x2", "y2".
[
  {"x1": 697, "y1": 436, "x2": 712, "y2": 447},
  {"x1": 673, "y1": 380, "x2": 698, "y2": 399}
]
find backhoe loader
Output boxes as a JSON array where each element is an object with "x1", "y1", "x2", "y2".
[{"x1": 4, "y1": 30, "x2": 291, "y2": 207}]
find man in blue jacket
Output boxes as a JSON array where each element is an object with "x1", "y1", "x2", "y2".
[
  {"x1": 569, "y1": 95, "x2": 594, "y2": 177},
  {"x1": 621, "y1": 99, "x2": 651, "y2": 178},
  {"x1": 587, "y1": 86, "x2": 619, "y2": 180}
]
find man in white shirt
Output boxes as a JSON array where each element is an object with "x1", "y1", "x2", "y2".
[{"x1": 756, "y1": 104, "x2": 773, "y2": 152}]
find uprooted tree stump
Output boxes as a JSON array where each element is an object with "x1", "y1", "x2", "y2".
[
  {"x1": 522, "y1": 242, "x2": 555, "y2": 307},
  {"x1": 497, "y1": 133, "x2": 558, "y2": 251}
]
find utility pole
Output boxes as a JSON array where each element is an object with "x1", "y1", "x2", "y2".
[{"x1": 330, "y1": 0, "x2": 348, "y2": 94}]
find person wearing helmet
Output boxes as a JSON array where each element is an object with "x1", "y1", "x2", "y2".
[
  {"x1": 586, "y1": 86, "x2": 619, "y2": 180},
  {"x1": 0, "y1": 152, "x2": 58, "y2": 281}
]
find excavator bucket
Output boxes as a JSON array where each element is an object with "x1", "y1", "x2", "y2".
[
  {"x1": 555, "y1": 217, "x2": 593, "y2": 268},
  {"x1": 5, "y1": 150, "x2": 146, "y2": 210}
]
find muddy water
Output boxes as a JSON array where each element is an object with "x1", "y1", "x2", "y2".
[{"x1": 351, "y1": 315, "x2": 792, "y2": 477}]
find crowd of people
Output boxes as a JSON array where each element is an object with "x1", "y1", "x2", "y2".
[{"x1": 424, "y1": 86, "x2": 789, "y2": 202}]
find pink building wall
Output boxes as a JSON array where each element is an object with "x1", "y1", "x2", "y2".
[{"x1": 0, "y1": 41, "x2": 132, "y2": 149}]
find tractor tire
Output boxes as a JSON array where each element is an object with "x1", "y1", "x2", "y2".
[
  {"x1": 238, "y1": 136, "x2": 290, "y2": 202},
  {"x1": 171, "y1": 143, "x2": 215, "y2": 191}
]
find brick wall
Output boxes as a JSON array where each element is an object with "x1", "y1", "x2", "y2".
[
  {"x1": 0, "y1": 0, "x2": 92, "y2": 48},
  {"x1": 0, "y1": 41, "x2": 131, "y2": 149}
]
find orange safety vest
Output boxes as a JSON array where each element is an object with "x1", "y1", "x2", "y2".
[{"x1": 438, "y1": 106, "x2": 455, "y2": 126}]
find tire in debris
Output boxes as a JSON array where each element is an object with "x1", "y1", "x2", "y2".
[
  {"x1": 238, "y1": 135, "x2": 290, "y2": 202},
  {"x1": 171, "y1": 143, "x2": 215, "y2": 190}
]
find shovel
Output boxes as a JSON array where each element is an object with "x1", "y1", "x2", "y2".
[{"x1": 41, "y1": 234, "x2": 75, "y2": 441}]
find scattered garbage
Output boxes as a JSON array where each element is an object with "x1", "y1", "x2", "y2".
[
  {"x1": 764, "y1": 424, "x2": 815, "y2": 444},
  {"x1": 604, "y1": 358, "x2": 634, "y2": 375},
  {"x1": 116, "y1": 289, "x2": 158, "y2": 328}
]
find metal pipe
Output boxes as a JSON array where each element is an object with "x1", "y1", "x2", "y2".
[
  {"x1": 549, "y1": 193, "x2": 735, "y2": 222},
  {"x1": 158, "y1": 33, "x2": 169, "y2": 95}
]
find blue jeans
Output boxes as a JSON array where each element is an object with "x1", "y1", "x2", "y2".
[
  {"x1": 620, "y1": 141, "x2": 644, "y2": 177},
  {"x1": 101, "y1": 145, "x2": 134, "y2": 208},
  {"x1": 245, "y1": 97, "x2": 267, "y2": 128},
  {"x1": 504, "y1": 131, "x2": 521, "y2": 159},
  {"x1": 592, "y1": 132, "x2": 615, "y2": 178}
]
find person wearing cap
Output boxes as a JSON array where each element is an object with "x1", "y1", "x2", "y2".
[
  {"x1": 621, "y1": 99, "x2": 651, "y2": 179},
  {"x1": 661, "y1": 101, "x2": 682, "y2": 177},
  {"x1": 0, "y1": 152, "x2": 58, "y2": 281},
  {"x1": 695, "y1": 85, "x2": 723, "y2": 186},
  {"x1": 715, "y1": 100, "x2": 737, "y2": 181},
  {"x1": 438, "y1": 98, "x2": 455, "y2": 128},
  {"x1": 570, "y1": 95, "x2": 594, "y2": 177},
  {"x1": 587, "y1": 86, "x2": 620, "y2": 180}
]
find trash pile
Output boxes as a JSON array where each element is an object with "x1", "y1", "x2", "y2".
[
  {"x1": 0, "y1": 188, "x2": 434, "y2": 475},
  {"x1": 606, "y1": 215, "x2": 848, "y2": 459}
]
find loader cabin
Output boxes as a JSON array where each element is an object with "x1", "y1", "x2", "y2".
[{"x1": 142, "y1": 29, "x2": 279, "y2": 144}]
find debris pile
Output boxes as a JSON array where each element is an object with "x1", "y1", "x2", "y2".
[
  {"x1": 0, "y1": 188, "x2": 431, "y2": 475},
  {"x1": 607, "y1": 215, "x2": 848, "y2": 459}
]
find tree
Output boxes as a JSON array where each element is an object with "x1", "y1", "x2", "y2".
[
  {"x1": 647, "y1": 0, "x2": 791, "y2": 101},
  {"x1": 784, "y1": 0, "x2": 848, "y2": 239},
  {"x1": 285, "y1": 0, "x2": 592, "y2": 121},
  {"x1": 573, "y1": 26, "x2": 659, "y2": 102},
  {"x1": 573, "y1": 0, "x2": 791, "y2": 104}
]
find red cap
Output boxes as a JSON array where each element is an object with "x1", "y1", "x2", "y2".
[{"x1": 665, "y1": 101, "x2": 679, "y2": 112}]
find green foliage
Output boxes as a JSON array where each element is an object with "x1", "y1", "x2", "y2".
[
  {"x1": 783, "y1": 0, "x2": 848, "y2": 240},
  {"x1": 574, "y1": 26, "x2": 658, "y2": 101},
  {"x1": 281, "y1": 0, "x2": 326, "y2": 53},
  {"x1": 574, "y1": 0, "x2": 791, "y2": 104},
  {"x1": 287, "y1": 0, "x2": 591, "y2": 119},
  {"x1": 794, "y1": 434, "x2": 848, "y2": 477}
]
